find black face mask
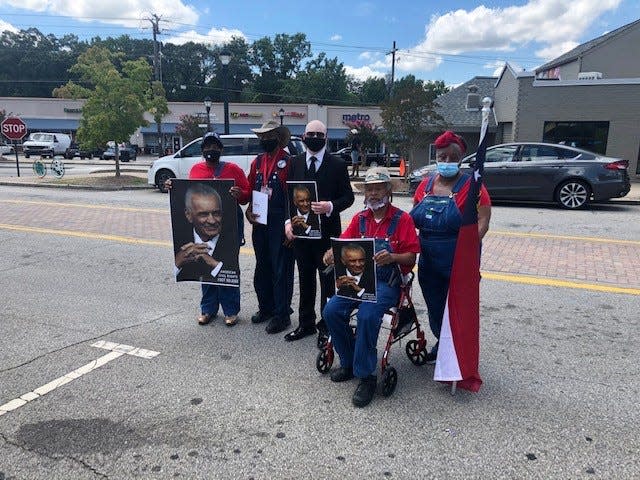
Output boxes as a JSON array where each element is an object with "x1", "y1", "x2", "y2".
[
  {"x1": 303, "y1": 137, "x2": 326, "y2": 152},
  {"x1": 260, "y1": 138, "x2": 279, "y2": 152},
  {"x1": 203, "y1": 150, "x2": 221, "y2": 162}
]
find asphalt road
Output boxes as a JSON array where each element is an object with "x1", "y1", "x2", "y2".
[{"x1": 0, "y1": 187, "x2": 638, "y2": 479}]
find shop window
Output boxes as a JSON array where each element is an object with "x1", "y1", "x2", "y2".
[{"x1": 543, "y1": 121, "x2": 609, "y2": 154}]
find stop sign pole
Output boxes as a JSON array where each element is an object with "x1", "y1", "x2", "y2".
[{"x1": 1, "y1": 117, "x2": 28, "y2": 177}]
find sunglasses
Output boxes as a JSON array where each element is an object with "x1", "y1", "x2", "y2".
[{"x1": 305, "y1": 132, "x2": 326, "y2": 139}]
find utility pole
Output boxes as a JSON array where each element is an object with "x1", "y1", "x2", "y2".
[
  {"x1": 146, "y1": 14, "x2": 164, "y2": 156},
  {"x1": 388, "y1": 40, "x2": 398, "y2": 98}
]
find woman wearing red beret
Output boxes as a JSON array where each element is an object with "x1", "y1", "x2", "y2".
[{"x1": 410, "y1": 131, "x2": 492, "y2": 363}]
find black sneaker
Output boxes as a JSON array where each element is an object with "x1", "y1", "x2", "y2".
[
  {"x1": 352, "y1": 375, "x2": 377, "y2": 408},
  {"x1": 251, "y1": 311, "x2": 271, "y2": 324},
  {"x1": 425, "y1": 350, "x2": 437, "y2": 364},
  {"x1": 330, "y1": 367, "x2": 354, "y2": 383},
  {"x1": 265, "y1": 316, "x2": 291, "y2": 334}
]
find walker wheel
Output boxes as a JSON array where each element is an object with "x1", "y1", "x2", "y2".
[
  {"x1": 316, "y1": 349, "x2": 333, "y2": 374},
  {"x1": 317, "y1": 332, "x2": 328, "y2": 350},
  {"x1": 381, "y1": 367, "x2": 397, "y2": 397},
  {"x1": 406, "y1": 340, "x2": 428, "y2": 366}
]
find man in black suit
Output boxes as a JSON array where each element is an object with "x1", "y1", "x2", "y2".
[
  {"x1": 335, "y1": 243, "x2": 374, "y2": 299},
  {"x1": 175, "y1": 182, "x2": 238, "y2": 283},
  {"x1": 290, "y1": 184, "x2": 320, "y2": 237},
  {"x1": 284, "y1": 120, "x2": 355, "y2": 342}
]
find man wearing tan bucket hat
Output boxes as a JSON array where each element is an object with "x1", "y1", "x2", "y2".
[{"x1": 246, "y1": 120, "x2": 295, "y2": 335}]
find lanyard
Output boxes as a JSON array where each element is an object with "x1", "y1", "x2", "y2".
[{"x1": 261, "y1": 153, "x2": 278, "y2": 187}]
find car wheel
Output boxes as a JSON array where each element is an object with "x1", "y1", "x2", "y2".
[
  {"x1": 156, "y1": 170, "x2": 175, "y2": 193},
  {"x1": 555, "y1": 179, "x2": 591, "y2": 209},
  {"x1": 369, "y1": 160, "x2": 378, "y2": 167}
]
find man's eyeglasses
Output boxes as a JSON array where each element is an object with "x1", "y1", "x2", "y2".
[{"x1": 305, "y1": 132, "x2": 325, "y2": 139}]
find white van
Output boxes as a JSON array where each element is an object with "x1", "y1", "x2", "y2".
[
  {"x1": 23, "y1": 132, "x2": 72, "y2": 158},
  {"x1": 148, "y1": 133, "x2": 305, "y2": 192}
]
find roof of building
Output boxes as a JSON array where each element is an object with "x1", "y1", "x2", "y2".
[
  {"x1": 434, "y1": 76, "x2": 497, "y2": 128},
  {"x1": 536, "y1": 18, "x2": 640, "y2": 73}
]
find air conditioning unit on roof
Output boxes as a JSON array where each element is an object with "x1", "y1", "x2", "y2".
[{"x1": 578, "y1": 71, "x2": 603, "y2": 80}]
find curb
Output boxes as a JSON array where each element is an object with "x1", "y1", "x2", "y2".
[{"x1": 0, "y1": 180, "x2": 152, "y2": 191}]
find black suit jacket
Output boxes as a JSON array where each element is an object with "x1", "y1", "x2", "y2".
[
  {"x1": 288, "y1": 152, "x2": 354, "y2": 240},
  {"x1": 175, "y1": 232, "x2": 239, "y2": 283}
]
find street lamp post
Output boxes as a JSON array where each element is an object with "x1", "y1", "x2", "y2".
[
  {"x1": 219, "y1": 51, "x2": 231, "y2": 135},
  {"x1": 278, "y1": 107, "x2": 285, "y2": 126},
  {"x1": 203, "y1": 96, "x2": 212, "y2": 132}
]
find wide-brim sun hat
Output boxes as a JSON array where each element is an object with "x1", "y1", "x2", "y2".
[
  {"x1": 251, "y1": 120, "x2": 291, "y2": 148},
  {"x1": 354, "y1": 166, "x2": 404, "y2": 192}
]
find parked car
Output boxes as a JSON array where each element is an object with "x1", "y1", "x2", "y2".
[
  {"x1": 101, "y1": 145, "x2": 137, "y2": 162},
  {"x1": 0, "y1": 142, "x2": 14, "y2": 155},
  {"x1": 23, "y1": 132, "x2": 72, "y2": 158},
  {"x1": 408, "y1": 142, "x2": 630, "y2": 209},
  {"x1": 148, "y1": 134, "x2": 306, "y2": 193},
  {"x1": 333, "y1": 147, "x2": 400, "y2": 167},
  {"x1": 64, "y1": 142, "x2": 96, "y2": 159}
]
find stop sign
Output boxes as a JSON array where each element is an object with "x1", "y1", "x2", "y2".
[{"x1": 1, "y1": 117, "x2": 28, "y2": 140}]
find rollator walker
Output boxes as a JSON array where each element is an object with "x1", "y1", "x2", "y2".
[{"x1": 315, "y1": 270, "x2": 430, "y2": 397}]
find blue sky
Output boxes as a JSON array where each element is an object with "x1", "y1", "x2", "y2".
[{"x1": 1, "y1": 0, "x2": 639, "y2": 86}]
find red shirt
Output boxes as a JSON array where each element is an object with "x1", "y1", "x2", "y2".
[
  {"x1": 413, "y1": 174, "x2": 491, "y2": 209},
  {"x1": 247, "y1": 148, "x2": 289, "y2": 192},
  {"x1": 341, "y1": 205, "x2": 420, "y2": 274},
  {"x1": 189, "y1": 161, "x2": 251, "y2": 205}
]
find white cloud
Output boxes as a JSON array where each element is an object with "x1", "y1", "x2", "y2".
[
  {"x1": 400, "y1": 0, "x2": 622, "y2": 72},
  {"x1": 165, "y1": 27, "x2": 246, "y2": 46},
  {"x1": 0, "y1": 18, "x2": 18, "y2": 33},
  {"x1": 344, "y1": 65, "x2": 386, "y2": 81},
  {"x1": 535, "y1": 41, "x2": 580, "y2": 61},
  {"x1": 330, "y1": 34, "x2": 342, "y2": 41},
  {"x1": 483, "y1": 60, "x2": 506, "y2": 76},
  {"x1": 358, "y1": 51, "x2": 382, "y2": 61},
  {"x1": 1, "y1": 0, "x2": 199, "y2": 28}
]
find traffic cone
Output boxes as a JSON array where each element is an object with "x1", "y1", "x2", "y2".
[{"x1": 399, "y1": 158, "x2": 406, "y2": 177}]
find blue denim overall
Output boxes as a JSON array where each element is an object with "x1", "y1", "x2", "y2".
[
  {"x1": 200, "y1": 161, "x2": 245, "y2": 318},
  {"x1": 251, "y1": 153, "x2": 294, "y2": 320},
  {"x1": 322, "y1": 209, "x2": 403, "y2": 379},
  {"x1": 410, "y1": 174, "x2": 469, "y2": 354}
]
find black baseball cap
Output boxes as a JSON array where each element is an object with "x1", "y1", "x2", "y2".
[{"x1": 202, "y1": 132, "x2": 223, "y2": 149}]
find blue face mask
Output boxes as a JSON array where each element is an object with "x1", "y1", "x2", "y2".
[{"x1": 436, "y1": 162, "x2": 460, "y2": 178}]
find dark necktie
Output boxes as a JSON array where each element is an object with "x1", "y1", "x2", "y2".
[{"x1": 309, "y1": 156, "x2": 317, "y2": 178}]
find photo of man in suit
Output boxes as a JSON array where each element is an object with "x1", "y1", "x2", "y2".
[
  {"x1": 171, "y1": 180, "x2": 239, "y2": 287},
  {"x1": 334, "y1": 241, "x2": 376, "y2": 302},
  {"x1": 283, "y1": 120, "x2": 355, "y2": 342},
  {"x1": 288, "y1": 182, "x2": 320, "y2": 238}
]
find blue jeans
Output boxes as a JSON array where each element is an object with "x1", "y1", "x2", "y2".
[
  {"x1": 323, "y1": 281, "x2": 400, "y2": 378},
  {"x1": 200, "y1": 284, "x2": 240, "y2": 317}
]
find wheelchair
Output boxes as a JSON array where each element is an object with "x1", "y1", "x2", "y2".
[{"x1": 315, "y1": 272, "x2": 429, "y2": 397}]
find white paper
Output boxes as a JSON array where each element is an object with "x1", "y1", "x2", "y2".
[{"x1": 252, "y1": 190, "x2": 268, "y2": 225}]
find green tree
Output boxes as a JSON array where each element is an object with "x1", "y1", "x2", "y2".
[
  {"x1": 162, "y1": 41, "x2": 216, "y2": 101},
  {"x1": 208, "y1": 37, "x2": 253, "y2": 102},
  {"x1": 175, "y1": 114, "x2": 205, "y2": 143},
  {"x1": 248, "y1": 33, "x2": 311, "y2": 102},
  {"x1": 380, "y1": 75, "x2": 448, "y2": 168},
  {"x1": 149, "y1": 81, "x2": 170, "y2": 157},
  {"x1": 356, "y1": 77, "x2": 389, "y2": 105},
  {"x1": 281, "y1": 53, "x2": 355, "y2": 104},
  {"x1": 53, "y1": 46, "x2": 152, "y2": 176}
]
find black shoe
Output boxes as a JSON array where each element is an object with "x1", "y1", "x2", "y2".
[
  {"x1": 330, "y1": 367, "x2": 354, "y2": 383},
  {"x1": 284, "y1": 325, "x2": 317, "y2": 341},
  {"x1": 352, "y1": 375, "x2": 377, "y2": 408},
  {"x1": 251, "y1": 311, "x2": 271, "y2": 324},
  {"x1": 265, "y1": 316, "x2": 291, "y2": 334},
  {"x1": 425, "y1": 350, "x2": 437, "y2": 364}
]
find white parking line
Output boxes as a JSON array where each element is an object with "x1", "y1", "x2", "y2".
[{"x1": 0, "y1": 341, "x2": 160, "y2": 417}]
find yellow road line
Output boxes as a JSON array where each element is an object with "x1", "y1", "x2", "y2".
[
  {"x1": 1, "y1": 222, "x2": 638, "y2": 295},
  {"x1": 482, "y1": 271, "x2": 640, "y2": 295},
  {"x1": 489, "y1": 230, "x2": 640, "y2": 246},
  {"x1": 0, "y1": 199, "x2": 166, "y2": 214}
]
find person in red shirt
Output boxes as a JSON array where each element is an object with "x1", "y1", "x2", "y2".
[
  {"x1": 410, "y1": 130, "x2": 491, "y2": 363},
  {"x1": 245, "y1": 121, "x2": 295, "y2": 335},
  {"x1": 322, "y1": 167, "x2": 420, "y2": 408},
  {"x1": 165, "y1": 131, "x2": 250, "y2": 327}
]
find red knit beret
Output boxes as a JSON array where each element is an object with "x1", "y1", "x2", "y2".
[{"x1": 434, "y1": 131, "x2": 466, "y2": 155}]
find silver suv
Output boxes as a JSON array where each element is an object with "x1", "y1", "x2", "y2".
[{"x1": 148, "y1": 134, "x2": 305, "y2": 192}]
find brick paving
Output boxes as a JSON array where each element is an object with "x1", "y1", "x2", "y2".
[{"x1": 2, "y1": 199, "x2": 639, "y2": 292}]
